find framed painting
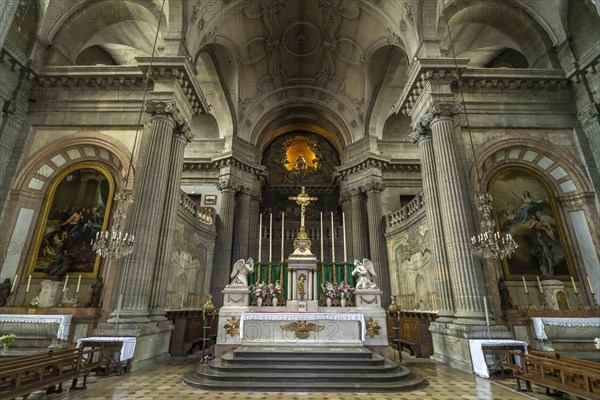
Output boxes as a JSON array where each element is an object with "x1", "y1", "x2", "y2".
[
  {"x1": 490, "y1": 167, "x2": 574, "y2": 281},
  {"x1": 28, "y1": 163, "x2": 114, "y2": 278},
  {"x1": 204, "y1": 195, "x2": 217, "y2": 205}
]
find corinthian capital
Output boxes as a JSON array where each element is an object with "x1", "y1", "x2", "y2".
[
  {"x1": 218, "y1": 178, "x2": 239, "y2": 193},
  {"x1": 175, "y1": 123, "x2": 194, "y2": 143},
  {"x1": 419, "y1": 101, "x2": 462, "y2": 128},
  {"x1": 364, "y1": 181, "x2": 384, "y2": 194},
  {"x1": 145, "y1": 100, "x2": 186, "y2": 126},
  {"x1": 408, "y1": 124, "x2": 431, "y2": 144}
]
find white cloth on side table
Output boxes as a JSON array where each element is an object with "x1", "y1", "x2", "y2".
[
  {"x1": 468, "y1": 339, "x2": 528, "y2": 379},
  {"x1": 531, "y1": 317, "x2": 600, "y2": 340},
  {"x1": 0, "y1": 314, "x2": 72, "y2": 340},
  {"x1": 76, "y1": 336, "x2": 137, "y2": 362}
]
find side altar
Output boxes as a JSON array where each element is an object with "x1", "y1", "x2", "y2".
[{"x1": 215, "y1": 187, "x2": 389, "y2": 357}]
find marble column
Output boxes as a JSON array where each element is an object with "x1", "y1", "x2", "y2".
[
  {"x1": 150, "y1": 123, "x2": 193, "y2": 321},
  {"x1": 110, "y1": 101, "x2": 180, "y2": 323},
  {"x1": 212, "y1": 178, "x2": 238, "y2": 303},
  {"x1": 248, "y1": 191, "x2": 261, "y2": 260},
  {"x1": 365, "y1": 181, "x2": 391, "y2": 299},
  {"x1": 233, "y1": 188, "x2": 252, "y2": 261},
  {"x1": 340, "y1": 190, "x2": 354, "y2": 263},
  {"x1": 350, "y1": 188, "x2": 367, "y2": 260},
  {"x1": 423, "y1": 101, "x2": 485, "y2": 324},
  {"x1": 409, "y1": 126, "x2": 455, "y2": 322}
]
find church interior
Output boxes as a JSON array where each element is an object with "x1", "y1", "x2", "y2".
[{"x1": 0, "y1": 0, "x2": 599, "y2": 398}]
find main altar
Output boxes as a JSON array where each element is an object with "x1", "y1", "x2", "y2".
[{"x1": 215, "y1": 187, "x2": 389, "y2": 356}]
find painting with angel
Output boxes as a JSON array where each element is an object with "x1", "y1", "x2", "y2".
[{"x1": 490, "y1": 168, "x2": 574, "y2": 280}]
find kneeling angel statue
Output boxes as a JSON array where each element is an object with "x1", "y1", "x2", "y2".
[
  {"x1": 352, "y1": 259, "x2": 378, "y2": 290},
  {"x1": 227, "y1": 258, "x2": 254, "y2": 288}
]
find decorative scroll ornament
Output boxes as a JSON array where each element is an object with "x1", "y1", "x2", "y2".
[
  {"x1": 280, "y1": 320, "x2": 324, "y2": 339},
  {"x1": 365, "y1": 318, "x2": 381, "y2": 338},
  {"x1": 224, "y1": 317, "x2": 240, "y2": 337}
]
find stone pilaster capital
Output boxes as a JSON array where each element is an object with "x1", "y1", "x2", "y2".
[
  {"x1": 364, "y1": 181, "x2": 384, "y2": 194},
  {"x1": 145, "y1": 100, "x2": 191, "y2": 135},
  {"x1": 339, "y1": 189, "x2": 352, "y2": 203},
  {"x1": 408, "y1": 124, "x2": 431, "y2": 144},
  {"x1": 218, "y1": 178, "x2": 240, "y2": 193},
  {"x1": 419, "y1": 101, "x2": 462, "y2": 128},
  {"x1": 174, "y1": 123, "x2": 194, "y2": 143},
  {"x1": 577, "y1": 102, "x2": 600, "y2": 125},
  {"x1": 349, "y1": 188, "x2": 362, "y2": 199}
]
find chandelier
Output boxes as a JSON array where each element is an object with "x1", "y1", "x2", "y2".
[
  {"x1": 470, "y1": 192, "x2": 518, "y2": 260},
  {"x1": 91, "y1": 191, "x2": 135, "y2": 259}
]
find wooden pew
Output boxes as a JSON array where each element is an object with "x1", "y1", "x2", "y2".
[
  {"x1": 502, "y1": 350, "x2": 600, "y2": 400},
  {"x1": 0, "y1": 347, "x2": 104, "y2": 399}
]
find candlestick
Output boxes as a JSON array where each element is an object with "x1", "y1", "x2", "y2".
[
  {"x1": 269, "y1": 213, "x2": 273, "y2": 263},
  {"x1": 521, "y1": 276, "x2": 528, "y2": 294},
  {"x1": 320, "y1": 212, "x2": 324, "y2": 262},
  {"x1": 10, "y1": 274, "x2": 17, "y2": 293},
  {"x1": 26, "y1": 275, "x2": 31, "y2": 293},
  {"x1": 63, "y1": 275, "x2": 69, "y2": 293},
  {"x1": 76, "y1": 274, "x2": 82, "y2": 293},
  {"x1": 330, "y1": 212, "x2": 335, "y2": 263},
  {"x1": 342, "y1": 212, "x2": 347, "y2": 263},
  {"x1": 258, "y1": 213, "x2": 262, "y2": 262},
  {"x1": 483, "y1": 296, "x2": 490, "y2": 327},
  {"x1": 587, "y1": 276, "x2": 595, "y2": 295},
  {"x1": 281, "y1": 212, "x2": 285, "y2": 262},
  {"x1": 571, "y1": 276, "x2": 578, "y2": 294},
  {"x1": 536, "y1": 276, "x2": 544, "y2": 294}
]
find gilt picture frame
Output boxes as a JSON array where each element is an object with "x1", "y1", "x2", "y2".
[
  {"x1": 204, "y1": 195, "x2": 217, "y2": 205},
  {"x1": 490, "y1": 167, "x2": 574, "y2": 281},
  {"x1": 28, "y1": 163, "x2": 115, "y2": 278}
]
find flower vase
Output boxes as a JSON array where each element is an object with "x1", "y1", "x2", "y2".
[
  {"x1": 326, "y1": 297, "x2": 332, "y2": 307},
  {"x1": 27, "y1": 308, "x2": 36, "y2": 315},
  {"x1": 272, "y1": 297, "x2": 278, "y2": 307},
  {"x1": 340, "y1": 298, "x2": 346, "y2": 307},
  {"x1": 256, "y1": 297, "x2": 263, "y2": 307},
  {"x1": 2, "y1": 343, "x2": 8, "y2": 353}
]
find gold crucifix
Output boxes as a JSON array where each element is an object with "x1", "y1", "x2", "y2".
[{"x1": 288, "y1": 186, "x2": 318, "y2": 228}]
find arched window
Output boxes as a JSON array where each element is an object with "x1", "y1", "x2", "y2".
[{"x1": 28, "y1": 163, "x2": 114, "y2": 278}]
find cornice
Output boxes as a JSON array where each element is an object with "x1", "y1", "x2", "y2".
[
  {"x1": 336, "y1": 153, "x2": 390, "y2": 178},
  {"x1": 211, "y1": 153, "x2": 265, "y2": 176}
]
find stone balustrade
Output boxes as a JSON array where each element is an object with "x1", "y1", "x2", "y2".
[
  {"x1": 179, "y1": 190, "x2": 214, "y2": 225},
  {"x1": 386, "y1": 192, "x2": 425, "y2": 229}
]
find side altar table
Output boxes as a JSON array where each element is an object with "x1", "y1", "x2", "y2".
[
  {"x1": 0, "y1": 314, "x2": 72, "y2": 348},
  {"x1": 240, "y1": 312, "x2": 366, "y2": 345}
]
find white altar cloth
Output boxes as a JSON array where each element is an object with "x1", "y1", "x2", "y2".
[
  {"x1": 468, "y1": 339, "x2": 528, "y2": 379},
  {"x1": 0, "y1": 314, "x2": 72, "y2": 340},
  {"x1": 76, "y1": 336, "x2": 137, "y2": 362},
  {"x1": 531, "y1": 317, "x2": 600, "y2": 340},
  {"x1": 240, "y1": 312, "x2": 366, "y2": 341}
]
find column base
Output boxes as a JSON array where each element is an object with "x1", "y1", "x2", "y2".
[
  {"x1": 107, "y1": 308, "x2": 152, "y2": 324},
  {"x1": 435, "y1": 310, "x2": 456, "y2": 323}
]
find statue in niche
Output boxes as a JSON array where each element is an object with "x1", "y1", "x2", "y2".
[
  {"x1": 352, "y1": 259, "x2": 377, "y2": 290},
  {"x1": 497, "y1": 277, "x2": 513, "y2": 310},
  {"x1": 293, "y1": 154, "x2": 308, "y2": 170},
  {"x1": 0, "y1": 278, "x2": 11, "y2": 307},
  {"x1": 227, "y1": 258, "x2": 254, "y2": 288},
  {"x1": 86, "y1": 277, "x2": 104, "y2": 308}
]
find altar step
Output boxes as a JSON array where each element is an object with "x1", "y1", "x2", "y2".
[{"x1": 182, "y1": 346, "x2": 426, "y2": 392}]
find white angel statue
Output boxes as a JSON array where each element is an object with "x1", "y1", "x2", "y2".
[
  {"x1": 227, "y1": 258, "x2": 254, "y2": 288},
  {"x1": 352, "y1": 259, "x2": 378, "y2": 290}
]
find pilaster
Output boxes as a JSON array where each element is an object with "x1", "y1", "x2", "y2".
[
  {"x1": 339, "y1": 189, "x2": 354, "y2": 263},
  {"x1": 233, "y1": 187, "x2": 252, "y2": 261},
  {"x1": 364, "y1": 181, "x2": 391, "y2": 303},
  {"x1": 350, "y1": 188, "x2": 367, "y2": 260}
]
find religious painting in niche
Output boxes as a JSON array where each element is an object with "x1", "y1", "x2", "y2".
[
  {"x1": 490, "y1": 167, "x2": 573, "y2": 281},
  {"x1": 28, "y1": 163, "x2": 114, "y2": 278},
  {"x1": 204, "y1": 195, "x2": 217, "y2": 205}
]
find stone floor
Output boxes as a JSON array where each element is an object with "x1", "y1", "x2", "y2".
[{"x1": 27, "y1": 353, "x2": 573, "y2": 400}]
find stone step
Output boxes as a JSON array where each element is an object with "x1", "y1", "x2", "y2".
[
  {"x1": 213, "y1": 357, "x2": 400, "y2": 374},
  {"x1": 232, "y1": 345, "x2": 374, "y2": 359},
  {"x1": 221, "y1": 352, "x2": 386, "y2": 366}
]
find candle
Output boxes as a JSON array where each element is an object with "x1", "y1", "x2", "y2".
[
  {"x1": 483, "y1": 296, "x2": 490, "y2": 327},
  {"x1": 10, "y1": 274, "x2": 17, "y2": 293},
  {"x1": 571, "y1": 276, "x2": 578, "y2": 294},
  {"x1": 258, "y1": 213, "x2": 262, "y2": 262},
  {"x1": 269, "y1": 213, "x2": 273, "y2": 263},
  {"x1": 521, "y1": 276, "x2": 528, "y2": 294},
  {"x1": 587, "y1": 276, "x2": 595, "y2": 295},
  {"x1": 63, "y1": 274, "x2": 69, "y2": 293},
  {"x1": 536, "y1": 276, "x2": 544, "y2": 294},
  {"x1": 342, "y1": 212, "x2": 347, "y2": 263},
  {"x1": 320, "y1": 212, "x2": 324, "y2": 262},
  {"x1": 281, "y1": 212, "x2": 285, "y2": 262},
  {"x1": 76, "y1": 275, "x2": 82, "y2": 293},
  {"x1": 330, "y1": 212, "x2": 335, "y2": 263},
  {"x1": 26, "y1": 275, "x2": 31, "y2": 293}
]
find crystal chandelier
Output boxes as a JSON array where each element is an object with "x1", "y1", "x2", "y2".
[
  {"x1": 470, "y1": 192, "x2": 518, "y2": 260},
  {"x1": 91, "y1": 192, "x2": 135, "y2": 259}
]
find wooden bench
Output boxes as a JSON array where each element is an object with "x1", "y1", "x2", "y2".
[
  {"x1": 501, "y1": 350, "x2": 600, "y2": 400},
  {"x1": 0, "y1": 347, "x2": 104, "y2": 399}
]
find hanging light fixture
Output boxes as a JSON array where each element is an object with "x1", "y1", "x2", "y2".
[{"x1": 441, "y1": 0, "x2": 518, "y2": 260}]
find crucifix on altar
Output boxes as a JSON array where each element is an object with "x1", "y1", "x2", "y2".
[{"x1": 287, "y1": 186, "x2": 319, "y2": 311}]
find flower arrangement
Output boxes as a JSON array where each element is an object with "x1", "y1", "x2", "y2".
[
  {"x1": 250, "y1": 281, "x2": 267, "y2": 300},
  {"x1": 337, "y1": 282, "x2": 353, "y2": 300},
  {"x1": 322, "y1": 281, "x2": 337, "y2": 299},
  {"x1": 1, "y1": 333, "x2": 16, "y2": 351},
  {"x1": 28, "y1": 297, "x2": 39, "y2": 309},
  {"x1": 595, "y1": 337, "x2": 600, "y2": 351},
  {"x1": 269, "y1": 281, "x2": 285, "y2": 301}
]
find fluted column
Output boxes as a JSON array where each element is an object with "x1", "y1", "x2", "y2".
[
  {"x1": 248, "y1": 191, "x2": 261, "y2": 260},
  {"x1": 424, "y1": 101, "x2": 485, "y2": 324},
  {"x1": 340, "y1": 190, "x2": 353, "y2": 263},
  {"x1": 365, "y1": 181, "x2": 391, "y2": 298},
  {"x1": 409, "y1": 126, "x2": 455, "y2": 322},
  {"x1": 212, "y1": 178, "x2": 238, "y2": 305},
  {"x1": 0, "y1": 0, "x2": 19, "y2": 49},
  {"x1": 149, "y1": 123, "x2": 193, "y2": 321},
  {"x1": 350, "y1": 188, "x2": 367, "y2": 260},
  {"x1": 110, "y1": 101, "x2": 180, "y2": 323},
  {"x1": 233, "y1": 187, "x2": 252, "y2": 261}
]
